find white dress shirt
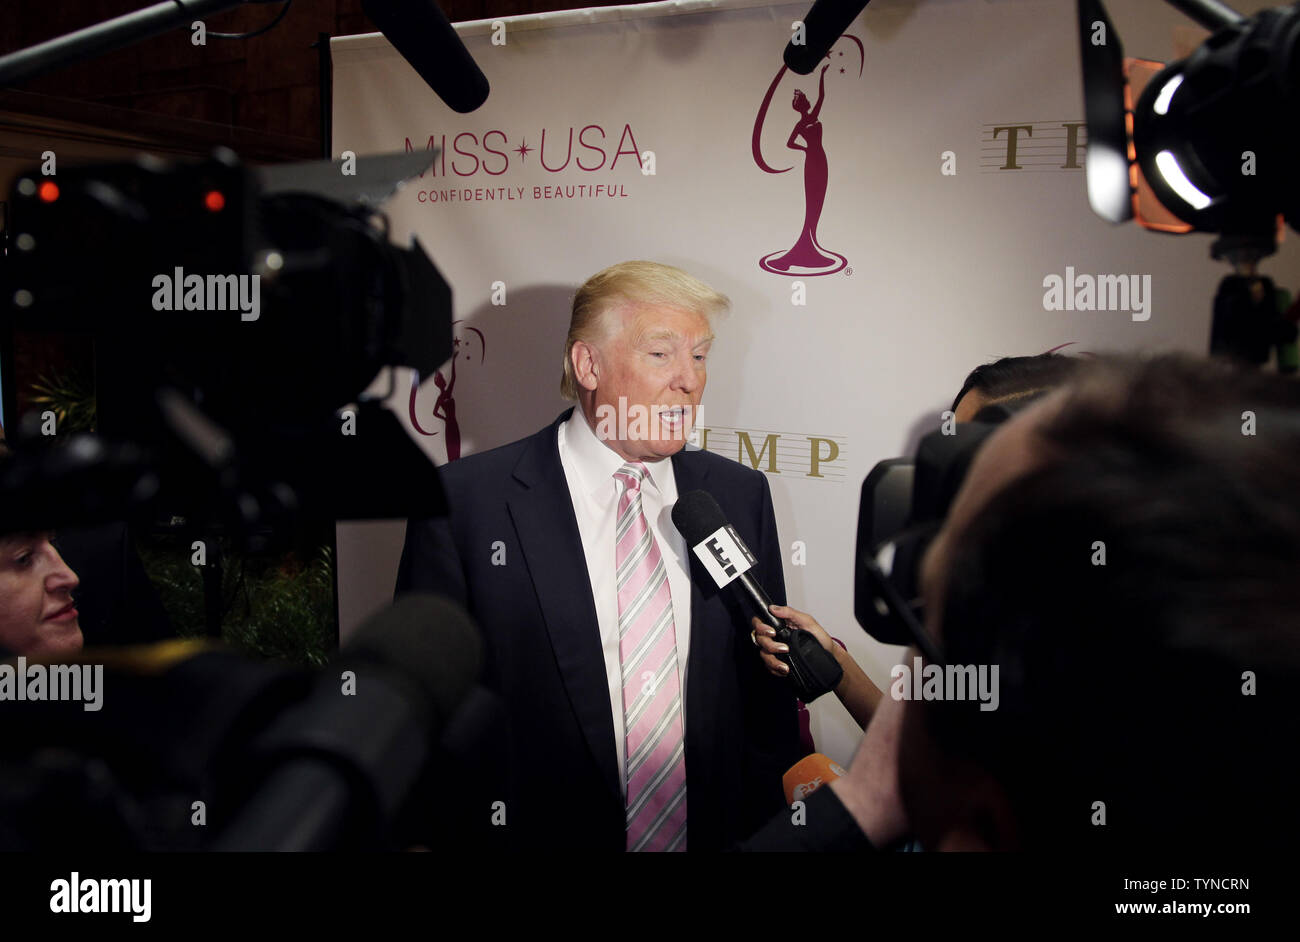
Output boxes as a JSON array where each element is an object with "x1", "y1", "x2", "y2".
[{"x1": 557, "y1": 407, "x2": 692, "y2": 799}]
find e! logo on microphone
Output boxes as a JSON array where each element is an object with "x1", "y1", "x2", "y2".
[
  {"x1": 706, "y1": 537, "x2": 736, "y2": 577},
  {"x1": 692, "y1": 525, "x2": 756, "y2": 588}
]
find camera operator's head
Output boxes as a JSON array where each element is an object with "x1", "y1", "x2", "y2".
[
  {"x1": 951, "y1": 352, "x2": 1083, "y2": 421},
  {"x1": 0, "y1": 436, "x2": 84, "y2": 658},
  {"x1": 903, "y1": 353, "x2": 1300, "y2": 850}
]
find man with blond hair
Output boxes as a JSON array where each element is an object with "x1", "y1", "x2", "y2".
[{"x1": 397, "y1": 261, "x2": 800, "y2": 852}]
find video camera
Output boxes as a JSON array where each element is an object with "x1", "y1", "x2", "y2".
[
  {"x1": 2, "y1": 147, "x2": 452, "y2": 542},
  {"x1": 854, "y1": 401, "x2": 1044, "y2": 664}
]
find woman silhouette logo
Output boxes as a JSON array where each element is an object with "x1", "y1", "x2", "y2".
[
  {"x1": 408, "y1": 322, "x2": 485, "y2": 462},
  {"x1": 752, "y1": 37, "x2": 864, "y2": 276}
]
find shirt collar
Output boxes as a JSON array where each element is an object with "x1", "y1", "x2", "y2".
[{"x1": 564, "y1": 407, "x2": 673, "y2": 499}]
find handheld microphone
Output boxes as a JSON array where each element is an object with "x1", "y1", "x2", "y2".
[
  {"x1": 671, "y1": 489, "x2": 782, "y2": 631},
  {"x1": 361, "y1": 0, "x2": 490, "y2": 113},
  {"x1": 783, "y1": 752, "x2": 847, "y2": 805},
  {"x1": 671, "y1": 490, "x2": 842, "y2": 702},
  {"x1": 784, "y1": 0, "x2": 872, "y2": 75}
]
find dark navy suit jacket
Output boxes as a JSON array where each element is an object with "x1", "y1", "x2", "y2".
[{"x1": 395, "y1": 409, "x2": 801, "y2": 851}]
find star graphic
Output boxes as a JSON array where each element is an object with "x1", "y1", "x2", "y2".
[{"x1": 514, "y1": 140, "x2": 533, "y2": 161}]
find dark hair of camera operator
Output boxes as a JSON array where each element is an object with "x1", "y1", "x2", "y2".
[
  {"x1": 951, "y1": 352, "x2": 1084, "y2": 422},
  {"x1": 905, "y1": 353, "x2": 1300, "y2": 850},
  {"x1": 0, "y1": 436, "x2": 84, "y2": 658}
]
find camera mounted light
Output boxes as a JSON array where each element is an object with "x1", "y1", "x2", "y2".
[{"x1": 1130, "y1": 5, "x2": 1299, "y2": 243}]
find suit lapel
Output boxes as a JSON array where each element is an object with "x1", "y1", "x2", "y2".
[
  {"x1": 506, "y1": 411, "x2": 621, "y2": 802},
  {"x1": 671, "y1": 449, "x2": 724, "y2": 784}
]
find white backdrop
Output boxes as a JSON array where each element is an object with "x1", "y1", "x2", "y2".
[{"x1": 332, "y1": 0, "x2": 1300, "y2": 767}]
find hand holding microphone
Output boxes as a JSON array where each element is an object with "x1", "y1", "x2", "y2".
[
  {"x1": 753, "y1": 603, "x2": 883, "y2": 729},
  {"x1": 751, "y1": 603, "x2": 836, "y2": 675}
]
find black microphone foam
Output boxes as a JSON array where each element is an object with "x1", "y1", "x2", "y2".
[
  {"x1": 784, "y1": 0, "x2": 872, "y2": 75},
  {"x1": 671, "y1": 488, "x2": 730, "y2": 547},
  {"x1": 214, "y1": 593, "x2": 482, "y2": 850},
  {"x1": 361, "y1": 0, "x2": 490, "y2": 113}
]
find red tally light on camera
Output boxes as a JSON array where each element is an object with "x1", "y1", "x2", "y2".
[
  {"x1": 37, "y1": 181, "x2": 59, "y2": 203},
  {"x1": 203, "y1": 190, "x2": 226, "y2": 212}
]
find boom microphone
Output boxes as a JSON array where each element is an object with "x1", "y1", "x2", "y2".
[
  {"x1": 361, "y1": 0, "x2": 490, "y2": 113},
  {"x1": 784, "y1": 0, "x2": 873, "y2": 75},
  {"x1": 671, "y1": 490, "x2": 842, "y2": 702},
  {"x1": 214, "y1": 593, "x2": 483, "y2": 850},
  {"x1": 0, "y1": 640, "x2": 315, "y2": 851}
]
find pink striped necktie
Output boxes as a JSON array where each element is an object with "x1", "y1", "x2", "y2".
[{"x1": 613, "y1": 461, "x2": 687, "y2": 852}]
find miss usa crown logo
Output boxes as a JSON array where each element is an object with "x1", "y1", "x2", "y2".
[{"x1": 752, "y1": 36, "x2": 864, "y2": 276}]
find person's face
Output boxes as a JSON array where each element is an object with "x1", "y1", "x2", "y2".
[
  {"x1": 575, "y1": 302, "x2": 713, "y2": 463},
  {"x1": 899, "y1": 396, "x2": 1060, "y2": 850},
  {"x1": 793, "y1": 90, "x2": 808, "y2": 113},
  {"x1": 0, "y1": 531, "x2": 82, "y2": 658}
]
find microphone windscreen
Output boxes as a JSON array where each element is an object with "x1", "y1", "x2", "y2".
[
  {"x1": 671, "y1": 489, "x2": 729, "y2": 546},
  {"x1": 783, "y1": 752, "x2": 848, "y2": 805},
  {"x1": 361, "y1": 0, "x2": 490, "y2": 113},
  {"x1": 783, "y1": 0, "x2": 872, "y2": 75},
  {"x1": 340, "y1": 593, "x2": 483, "y2": 731}
]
